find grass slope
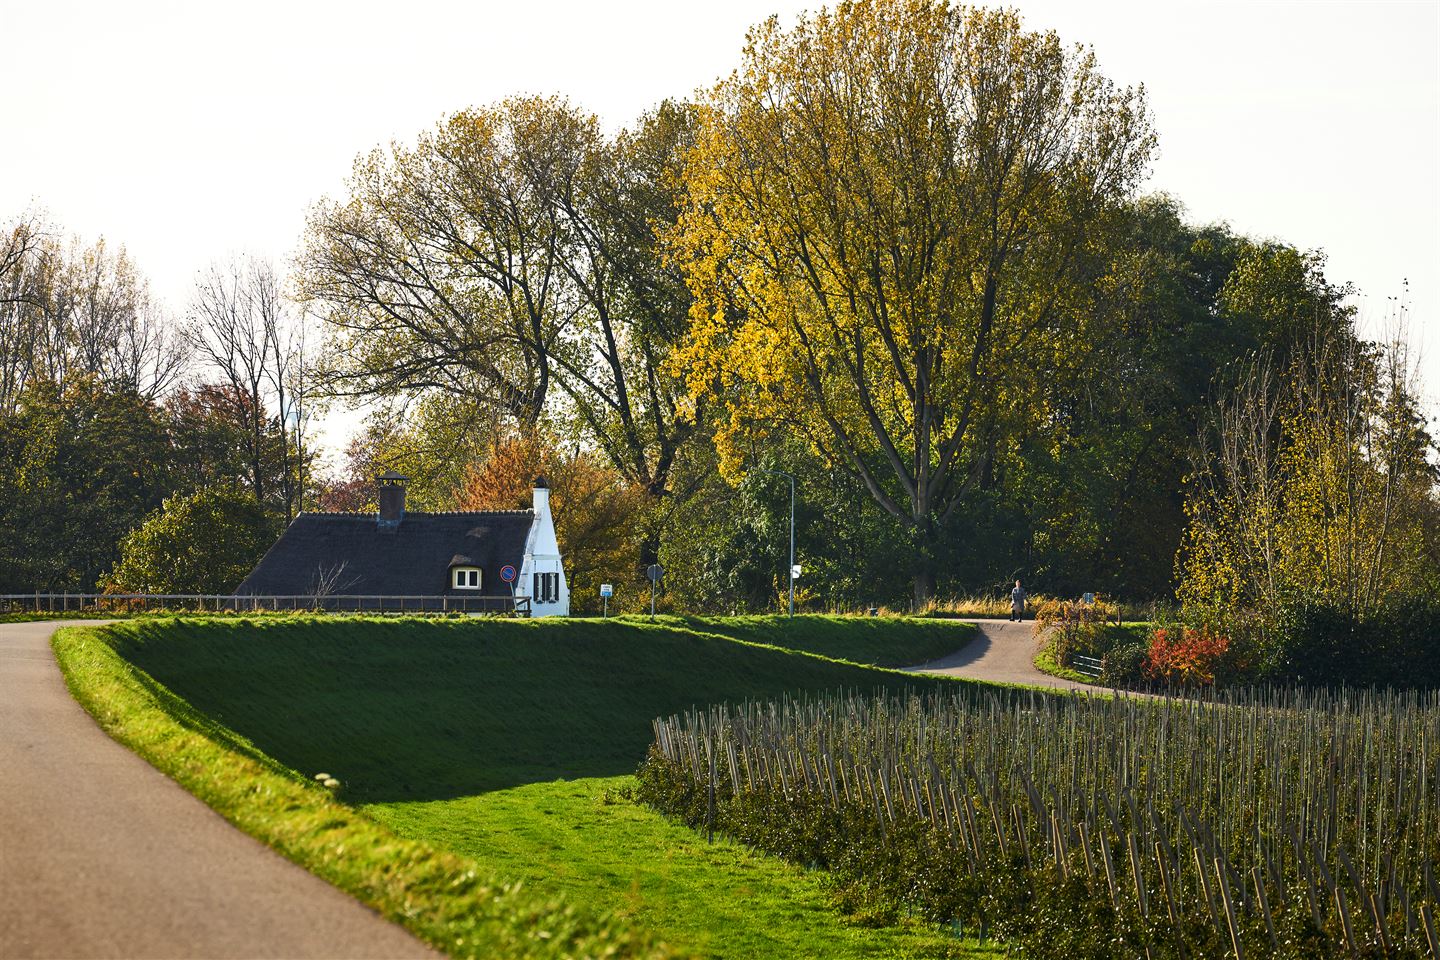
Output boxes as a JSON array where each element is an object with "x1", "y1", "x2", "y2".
[
  {"x1": 108, "y1": 615, "x2": 976, "y2": 799},
  {"x1": 373, "y1": 780, "x2": 988, "y2": 959},
  {"x1": 662, "y1": 615, "x2": 971, "y2": 667},
  {"x1": 70, "y1": 615, "x2": 993, "y2": 957},
  {"x1": 51, "y1": 623, "x2": 668, "y2": 960}
]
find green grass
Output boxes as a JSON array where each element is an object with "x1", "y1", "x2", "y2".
[
  {"x1": 661, "y1": 614, "x2": 972, "y2": 667},
  {"x1": 1031, "y1": 642, "x2": 1095, "y2": 684},
  {"x1": 106, "y1": 616, "x2": 976, "y2": 798},
  {"x1": 51, "y1": 622, "x2": 669, "y2": 959},
  {"x1": 371, "y1": 778, "x2": 991, "y2": 959},
  {"x1": 58, "y1": 614, "x2": 995, "y2": 957}
]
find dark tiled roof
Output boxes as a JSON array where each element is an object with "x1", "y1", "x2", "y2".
[{"x1": 234, "y1": 511, "x2": 533, "y2": 596}]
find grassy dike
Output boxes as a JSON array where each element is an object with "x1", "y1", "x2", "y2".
[{"x1": 53, "y1": 615, "x2": 992, "y2": 958}]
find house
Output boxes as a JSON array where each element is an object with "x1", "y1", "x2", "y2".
[{"x1": 234, "y1": 472, "x2": 569, "y2": 616}]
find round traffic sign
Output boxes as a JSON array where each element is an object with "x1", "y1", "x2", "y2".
[
  {"x1": 646, "y1": 563, "x2": 665, "y2": 581},
  {"x1": 499, "y1": 564, "x2": 517, "y2": 583}
]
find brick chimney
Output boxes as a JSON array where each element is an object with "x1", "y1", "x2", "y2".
[{"x1": 377, "y1": 470, "x2": 408, "y2": 529}]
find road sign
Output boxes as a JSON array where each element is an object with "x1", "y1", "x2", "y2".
[
  {"x1": 599, "y1": 583, "x2": 613, "y2": 598},
  {"x1": 1082, "y1": 592, "x2": 1095, "y2": 604},
  {"x1": 500, "y1": 564, "x2": 517, "y2": 583},
  {"x1": 790, "y1": 564, "x2": 802, "y2": 579},
  {"x1": 646, "y1": 564, "x2": 664, "y2": 581}
]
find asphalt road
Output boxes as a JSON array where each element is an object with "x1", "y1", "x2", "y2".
[
  {"x1": 902, "y1": 618, "x2": 1095, "y2": 690},
  {"x1": 0, "y1": 619, "x2": 435, "y2": 960}
]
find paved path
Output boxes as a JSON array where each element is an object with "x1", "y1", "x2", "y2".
[
  {"x1": 0, "y1": 620, "x2": 435, "y2": 959},
  {"x1": 902, "y1": 618, "x2": 1096, "y2": 691}
]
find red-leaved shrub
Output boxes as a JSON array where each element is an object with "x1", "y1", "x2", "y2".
[{"x1": 1143, "y1": 626, "x2": 1230, "y2": 686}]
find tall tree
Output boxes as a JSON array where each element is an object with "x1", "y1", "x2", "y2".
[
  {"x1": 299, "y1": 97, "x2": 587, "y2": 429},
  {"x1": 0, "y1": 219, "x2": 185, "y2": 415},
  {"x1": 548, "y1": 101, "x2": 699, "y2": 500},
  {"x1": 0, "y1": 376, "x2": 173, "y2": 591},
  {"x1": 301, "y1": 99, "x2": 701, "y2": 536},
  {"x1": 186, "y1": 257, "x2": 304, "y2": 519},
  {"x1": 1179, "y1": 317, "x2": 1438, "y2": 635},
  {"x1": 669, "y1": 1, "x2": 1155, "y2": 600}
]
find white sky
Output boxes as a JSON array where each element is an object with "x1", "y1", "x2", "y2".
[{"x1": 2, "y1": 0, "x2": 1437, "y2": 451}]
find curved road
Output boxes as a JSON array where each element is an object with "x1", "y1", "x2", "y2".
[
  {"x1": 0, "y1": 620, "x2": 434, "y2": 959},
  {"x1": 903, "y1": 618, "x2": 1096, "y2": 691}
]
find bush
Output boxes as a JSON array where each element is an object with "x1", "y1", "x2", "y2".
[
  {"x1": 1273, "y1": 596, "x2": 1440, "y2": 687},
  {"x1": 106, "y1": 486, "x2": 279, "y2": 594},
  {"x1": 1100, "y1": 642, "x2": 1147, "y2": 687},
  {"x1": 1033, "y1": 597, "x2": 1119, "y2": 663},
  {"x1": 1142, "y1": 625, "x2": 1231, "y2": 686}
]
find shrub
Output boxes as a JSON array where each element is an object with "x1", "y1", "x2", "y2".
[
  {"x1": 1100, "y1": 642, "x2": 1147, "y2": 687},
  {"x1": 106, "y1": 486, "x2": 279, "y2": 594},
  {"x1": 1142, "y1": 625, "x2": 1231, "y2": 686},
  {"x1": 1034, "y1": 597, "x2": 1119, "y2": 663},
  {"x1": 1273, "y1": 595, "x2": 1440, "y2": 687}
]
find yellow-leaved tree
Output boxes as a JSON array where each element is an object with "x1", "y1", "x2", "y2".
[{"x1": 667, "y1": 0, "x2": 1155, "y2": 601}]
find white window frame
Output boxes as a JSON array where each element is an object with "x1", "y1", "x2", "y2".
[{"x1": 452, "y1": 567, "x2": 481, "y2": 590}]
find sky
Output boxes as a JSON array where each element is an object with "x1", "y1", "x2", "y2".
[{"x1": 2, "y1": 0, "x2": 1437, "y2": 451}]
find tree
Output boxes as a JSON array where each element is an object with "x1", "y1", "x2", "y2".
[
  {"x1": 668, "y1": 1, "x2": 1155, "y2": 601},
  {"x1": 186, "y1": 257, "x2": 305, "y2": 519},
  {"x1": 548, "y1": 101, "x2": 699, "y2": 504},
  {"x1": 164, "y1": 382, "x2": 314, "y2": 516},
  {"x1": 0, "y1": 376, "x2": 173, "y2": 591},
  {"x1": 300, "y1": 99, "x2": 702, "y2": 544},
  {"x1": 1178, "y1": 316, "x2": 1439, "y2": 642},
  {"x1": 299, "y1": 98, "x2": 587, "y2": 429},
  {"x1": 319, "y1": 393, "x2": 501, "y2": 513},
  {"x1": 453, "y1": 433, "x2": 647, "y2": 613},
  {"x1": 107, "y1": 486, "x2": 278, "y2": 595},
  {"x1": 0, "y1": 218, "x2": 185, "y2": 416}
]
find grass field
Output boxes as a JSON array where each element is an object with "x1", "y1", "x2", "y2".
[{"x1": 60, "y1": 614, "x2": 993, "y2": 957}]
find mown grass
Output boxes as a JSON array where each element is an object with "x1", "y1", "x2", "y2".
[
  {"x1": 660, "y1": 614, "x2": 969, "y2": 667},
  {"x1": 50, "y1": 622, "x2": 670, "y2": 959},
  {"x1": 372, "y1": 779, "x2": 992, "y2": 959},
  {"x1": 57, "y1": 614, "x2": 993, "y2": 958},
  {"x1": 105, "y1": 616, "x2": 975, "y2": 798}
]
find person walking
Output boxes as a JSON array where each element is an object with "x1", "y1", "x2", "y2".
[{"x1": 1010, "y1": 580, "x2": 1027, "y2": 622}]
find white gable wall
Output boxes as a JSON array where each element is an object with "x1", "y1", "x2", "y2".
[{"x1": 515, "y1": 484, "x2": 569, "y2": 617}]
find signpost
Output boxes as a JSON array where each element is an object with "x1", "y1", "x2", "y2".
[
  {"x1": 646, "y1": 564, "x2": 664, "y2": 618},
  {"x1": 500, "y1": 564, "x2": 518, "y2": 613},
  {"x1": 750, "y1": 469, "x2": 797, "y2": 617},
  {"x1": 600, "y1": 582, "x2": 613, "y2": 617}
]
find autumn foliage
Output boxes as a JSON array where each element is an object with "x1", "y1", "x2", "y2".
[
  {"x1": 454, "y1": 435, "x2": 648, "y2": 612},
  {"x1": 1142, "y1": 626, "x2": 1231, "y2": 686}
]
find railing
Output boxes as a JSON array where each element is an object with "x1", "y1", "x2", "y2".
[
  {"x1": 0, "y1": 593, "x2": 531, "y2": 617},
  {"x1": 1067, "y1": 653, "x2": 1104, "y2": 679}
]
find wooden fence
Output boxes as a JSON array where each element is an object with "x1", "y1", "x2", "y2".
[{"x1": 0, "y1": 592, "x2": 530, "y2": 616}]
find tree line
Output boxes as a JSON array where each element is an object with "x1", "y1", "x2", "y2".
[
  {"x1": 0, "y1": 221, "x2": 309, "y2": 594},
  {"x1": 2, "y1": 0, "x2": 1435, "y2": 622}
]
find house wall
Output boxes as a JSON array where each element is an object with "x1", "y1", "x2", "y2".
[{"x1": 516, "y1": 485, "x2": 569, "y2": 617}]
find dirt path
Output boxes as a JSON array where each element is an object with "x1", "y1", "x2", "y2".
[
  {"x1": 0, "y1": 620, "x2": 434, "y2": 959},
  {"x1": 902, "y1": 618, "x2": 1096, "y2": 691}
]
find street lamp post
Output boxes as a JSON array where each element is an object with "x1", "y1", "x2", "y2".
[{"x1": 751, "y1": 469, "x2": 796, "y2": 617}]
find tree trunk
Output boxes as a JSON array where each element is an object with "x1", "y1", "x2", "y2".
[{"x1": 911, "y1": 515, "x2": 938, "y2": 607}]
